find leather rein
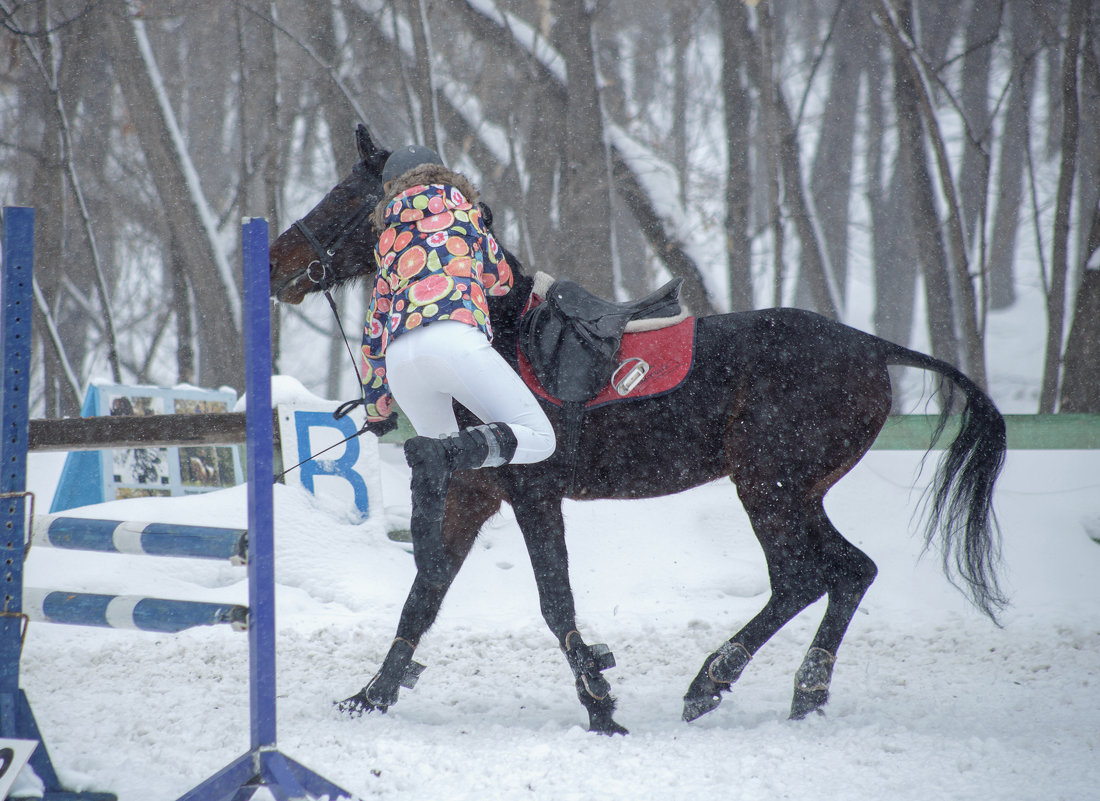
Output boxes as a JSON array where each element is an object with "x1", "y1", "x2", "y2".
[{"x1": 277, "y1": 199, "x2": 378, "y2": 479}]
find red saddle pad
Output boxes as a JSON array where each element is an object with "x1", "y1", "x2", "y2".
[{"x1": 517, "y1": 314, "x2": 696, "y2": 409}]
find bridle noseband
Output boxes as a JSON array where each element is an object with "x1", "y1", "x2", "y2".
[{"x1": 292, "y1": 196, "x2": 376, "y2": 291}]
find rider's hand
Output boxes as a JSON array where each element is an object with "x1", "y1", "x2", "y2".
[
  {"x1": 333, "y1": 398, "x2": 398, "y2": 438},
  {"x1": 364, "y1": 414, "x2": 398, "y2": 438}
]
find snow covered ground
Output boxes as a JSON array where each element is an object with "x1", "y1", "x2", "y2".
[{"x1": 19, "y1": 438, "x2": 1100, "y2": 800}]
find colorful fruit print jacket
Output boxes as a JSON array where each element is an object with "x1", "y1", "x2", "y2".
[{"x1": 360, "y1": 165, "x2": 514, "y2": 421}]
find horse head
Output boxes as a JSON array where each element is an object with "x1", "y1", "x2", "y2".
[{"x1": 269, "y1": 124, "x2": 390, "y2": 304}]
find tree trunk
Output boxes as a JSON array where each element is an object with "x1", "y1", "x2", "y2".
[
  {"x1": 1074, "y1": 25, "x2": 1100, "y2": 308},
  {"x1": 102, "y1": 1, "x2": 243, "y2": 391},
  {"x1": 887, "y1": 0, "x2": 959, "y2": 367},
  {"x1": 29, "y1": 67, "x2": 71, "y2": 417},
  {"x1": 554, "y1": 0, "x2": 614, "y2": 297},
  {"x1": 867, "y1": 41, "x2": 918, "y2": 360},
  {"x1": 1059, "y1": 202, "x2": 1100, "y2": 413},
  {"x1": 312, "y1": 3, "x2": 365, "y2": 174},
  {"x1": 808, "y1": 0, "x2": 866, "y2": 308},
  {"x1": 1039, "y1": 0, "x2": 1086, "y2": 412},
  {"x1": 403, "y1": 0, "x2": 440, "y2": 151},
  {"x1": 987, "y1": 1, "x2": 1039, "y2": 310},
  {"x1": 172, "y1": 245, "x2": 195, "y2": 385},
  {"x1": 718, "y1": 0, "x2": 755, "y2": 312},
  {"x1": 958, "y1": 0, "x2": 1001, "y2": 244}
]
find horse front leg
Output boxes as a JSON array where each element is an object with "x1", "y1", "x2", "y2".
[
  {"x1": 338, "y1": 471, "x2": 503, "y2": 716},
  {"x1": 511, "y1": 494, "x2": 627, "y2": 735},
  {"x1": 337, "y1": 572, "x2": 453, "y2": 715}
]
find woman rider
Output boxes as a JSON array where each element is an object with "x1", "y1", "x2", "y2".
[{"x1": 360, "y1": 145, "x2": 556, "y2": 585}]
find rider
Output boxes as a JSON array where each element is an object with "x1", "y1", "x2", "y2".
[{"x1": 361, "y1": 144, "x2": 556, "y2": 584}]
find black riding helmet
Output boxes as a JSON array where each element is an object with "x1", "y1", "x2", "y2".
[{"x1": 381, "y1": 144, "x2": 444, "y2": 184}]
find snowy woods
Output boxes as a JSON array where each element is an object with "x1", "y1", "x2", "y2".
[{"x1": 2, "y1": 0, "x2": 1098, "y2": 414}]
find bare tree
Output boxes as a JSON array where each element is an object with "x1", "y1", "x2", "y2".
[
  {"x1": 1039, "y1": 0, "x2": 1087, "y2": 412},
  {"x1": 718, "y1": 0, "x2": 755, "y2": 312},
  {"x1": 101, "y1": 0, "x2": 242, "y2": 390}
]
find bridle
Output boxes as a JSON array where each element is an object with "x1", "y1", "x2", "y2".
[{"x1": 292, "y1": 195, "x2": 376, "y2": 291}]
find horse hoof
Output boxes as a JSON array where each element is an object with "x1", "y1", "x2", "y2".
[
  {"x1": 682, "y1": 691, "x2": 723, "y2": 723},
  {"x1": 335, "y1": 688, "x2": 382, "y2": 717},
  {"x1": 790, "y1": 647, "x2": 834, "y2": 719},
  {"x1": 337, "y1": 677, "x2": 399, "y2": 717},
  {"x1": 789, "y1": 688, "x2": 828, "y2": 720},
  {"x1": 682, "y1": 668, "x2": 730, "y2": 722},
  {"x1": 592, "y1": 719, "x2": 629, "y2": 736}
]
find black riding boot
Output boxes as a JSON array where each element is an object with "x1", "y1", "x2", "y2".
[{"x1": 404, "y1": 423, "x2": 518, "y2": 585}]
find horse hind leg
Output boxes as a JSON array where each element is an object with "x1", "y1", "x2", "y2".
[
  {"x1": 683, "y1": 485, "x2": 831, "y2": 722},
  {"x1": 789, "y1": 505, "x2": 877, "y2": 720},
  {"x1": 681, "y1": 574, "x2": 827, "y2": 722}
]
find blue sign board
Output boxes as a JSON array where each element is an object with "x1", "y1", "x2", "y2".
[{"x1": 51, "y1": 384, "x2": 243, "y2": 512}]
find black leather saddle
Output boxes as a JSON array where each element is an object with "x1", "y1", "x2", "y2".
[{"x1": 518, "y1": 277, "x2": 683, "y2": 404}]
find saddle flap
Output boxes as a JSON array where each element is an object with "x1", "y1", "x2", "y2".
[{"x1": 518, "y1": 277, "x2": 686, "y2": 405}]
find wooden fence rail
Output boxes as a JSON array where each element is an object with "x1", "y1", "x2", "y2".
[
  {"x1": 26, "y1": 412, "x2": 1100, "y2": 453},
  {"x1": 29, "y1": 411, "x2": 259, "y2": 452}
]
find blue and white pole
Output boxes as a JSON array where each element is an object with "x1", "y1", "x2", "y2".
[
  {"x1": 23, "y1": 589, "x2": 248, "y2": 633},
  {"x1": 31, "y1": 516, "x2": 248, "y2": 563}
]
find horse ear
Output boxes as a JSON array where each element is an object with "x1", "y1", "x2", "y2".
[{"x1": 356, "y1": 124, "x2": 387, "y2": 170}]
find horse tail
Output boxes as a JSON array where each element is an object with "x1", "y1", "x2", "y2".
[{"x1": 882, "y1": 342, "x2": 1009, "y2": 623}]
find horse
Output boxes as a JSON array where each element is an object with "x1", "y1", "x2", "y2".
[{"x1": 268, "y1": 124, "x2": 1007, "y2": 735}]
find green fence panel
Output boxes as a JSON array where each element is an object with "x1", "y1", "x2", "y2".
[{"x1": 872, "y1": 414, "x2": 1100, "y2": 450}]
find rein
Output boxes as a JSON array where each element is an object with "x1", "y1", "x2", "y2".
[{"x1": 276, "y1": 201, "x2": 380, "y2": 480}]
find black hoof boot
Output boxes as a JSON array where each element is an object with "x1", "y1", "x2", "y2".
[
  {"x1": 682, "y1": 641, "x2": 751, "y2": 722},
  {"x1": 789, "y1": 647, "x2": 835, "y2": 720},
  {"x1": 563, "y1": 633, "x2": 626, "y2": 734},
  {"x1": 336, "y1": 641, "x2": 426, "y2": 717}
]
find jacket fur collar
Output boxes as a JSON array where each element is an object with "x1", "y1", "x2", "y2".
[{"x1": 372, "y1": 164, "x2": 480, "y2": 232}]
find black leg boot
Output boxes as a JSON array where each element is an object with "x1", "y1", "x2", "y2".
[{"x1": 404, "y1": 423, "x2": 518, "y2": 585}]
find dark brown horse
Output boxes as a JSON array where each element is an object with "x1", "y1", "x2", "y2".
[{"x1": 269, "y1": 124, "x2": 1007, "y2": 734}]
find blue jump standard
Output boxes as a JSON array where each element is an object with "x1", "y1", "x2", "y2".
[
  {"x1": 2, "y1": 211, "x2": 351, "y2": 800},
  {"x1": 24, "y1": 589, "x2": 249, "y2": 633},
  {"x1": 3, "y1": 206, "x2": 116, "y2": 800},
  {"x1": 176, "y1": 218, "x2": 352, "y2": 801},
  {"x1": 32, "y1": 515, "x2": 248, "y2": 563}
]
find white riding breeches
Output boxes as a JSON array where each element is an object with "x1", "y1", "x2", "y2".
[{"x1": 384, "y1": 320, "x2": 556, "y2": 464}]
